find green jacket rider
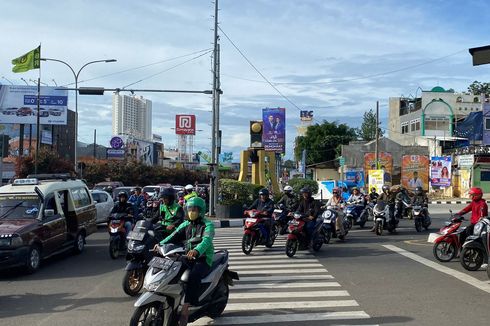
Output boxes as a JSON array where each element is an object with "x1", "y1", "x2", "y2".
[{"x1": 158, "y1": 187, "x2": 184, "y2": 231}]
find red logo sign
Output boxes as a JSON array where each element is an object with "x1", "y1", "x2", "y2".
[{"x1": 175, "y1": 115, "x2": 196, "y2": 135}]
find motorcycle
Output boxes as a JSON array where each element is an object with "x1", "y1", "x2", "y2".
[
  {"x1": 373, "y1": 201, "x2": 398, "y2": 235},
  {"x1": 412, "y1": 205, "x2": 431, "y2": 232},
  {"x1": 242, "y1": 209, "x2": 276, "y2": 255},
  {"x1": 460, "y1": 217, "x2": 490, "y2": 271},
  {"x1": 344, "y1": 199, "x2": 368, "y2": 228},
  {"x1": 272, "y1": 204, "x2": 290, "y2": 236},
  {"x1": 108, "y1": 212, "x2": 130, "y2": 259},
  {"x1": 321, "y1": 205, "x2": 351, "y2": 243},
  {"x1": 395, "y1": 196, "x2": 411, "y2": 220},
  {"x1": 123, "y1": 219, "x2": 165, "y2": 296},
  {"x1": 428, "y1": 213, "x2": 465, "y2": 262},
  {"x1": 285, "y1": 213, "x2": 324, "y2": 257},
  {"x1": 130, "y1": 243, "x2": 239, "y2": 326}
]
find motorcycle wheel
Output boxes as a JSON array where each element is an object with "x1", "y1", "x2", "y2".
[
  {"x1": 312, "y1": 235, "x2": 324, "y2": 252},
  {"x1": 375, "y1": 221, "x2": 383, "y2": 236},
  {"x1": 207, "y1": 278, "x2": 229, "y2": 318},
  {"x1": 123, "y1": 269, "x2": 145, "y2": 296},
  {"x1": 266, "y1": 226, "x2": 277, "y2": 248},
  {"x1": 324, "y1": 230, "x2": 332, "y2": 244},
  {"x1": 487, "y1": 263, "x2": 490, "y2": 280},
  {"x1": 109, "y1": 239, "x2": 119, "y2": 259},
  {"x1": 460, "y1": 247, "x2": 484, "y2": 271},
  {"x1": 415, "y1": 220, "x2": 422, "y2": 233},
  {"x1": 433, "y1": 241, "x2": 457, "y2": 262},
  {"x1": 241, "y1": 234, "x2": 254, "y2": 255},
  {"x1": 129, "y1": 302, "x2": 163, "y2": 326},
  {"x1": 285, "y1": 239, "x2": 297, "y2": 258}
]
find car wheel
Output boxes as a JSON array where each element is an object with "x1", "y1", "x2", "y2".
[
  {"x1": 26, "y1": 245, "x2": 41, "y2": 274},
  {"x1": 73, "y1": 232, "x2": 85, "y2": 254}
]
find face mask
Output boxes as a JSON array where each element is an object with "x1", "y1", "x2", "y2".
[{"x1": 188, "y1": 210, "x2": 200, "y2": 221}]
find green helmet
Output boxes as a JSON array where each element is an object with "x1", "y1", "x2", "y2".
[{"x1": 186, "y1": 196, "x2": 206, "y2": 219}]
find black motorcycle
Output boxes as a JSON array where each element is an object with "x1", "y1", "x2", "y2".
[
  {"x1": 123, "y1": 219, "x2": 165, "y2": 296},
  {"x1": 273, "y1": 204, "x2": 290, "y2": 236},
  {"x1": 412, "y1": 205, "x2": 431, "y2": 232},
  {"x1": 373, "y1": 201, "x2": 398, "y2": 235},
  {"x1": 460, "y1": 217, "x2": 490, "y2": 271}
]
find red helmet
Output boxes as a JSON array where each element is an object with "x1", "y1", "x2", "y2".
[{"x1": 469, "y1": 187, "x2": 483, "y2": 201}]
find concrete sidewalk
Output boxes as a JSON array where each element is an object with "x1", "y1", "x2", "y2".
[
  {"x1": 211, "y1": 218, "x2": 244, "y2": 228},
  {"x1": 429, "y1": 198, "x2": 487, "y2": 204}
]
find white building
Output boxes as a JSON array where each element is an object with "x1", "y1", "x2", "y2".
[{"x1": 112, "y1": 94, "x2": 152, "y2": 141}]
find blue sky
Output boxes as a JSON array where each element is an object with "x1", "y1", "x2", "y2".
[{"x1": 2, "y1": 0, "x2": 490, "y2": 160}]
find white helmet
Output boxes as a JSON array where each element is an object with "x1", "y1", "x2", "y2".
[
  {"x1": 184, "y1": 184, "x2": 194, "y2": 191},
  {"x1": 284, "y1": 185, "x2": 293, "y2": 192}
]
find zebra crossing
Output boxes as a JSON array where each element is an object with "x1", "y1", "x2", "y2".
[{"x1": 191, "y1": 229, "x2": 377, "y2": 326}]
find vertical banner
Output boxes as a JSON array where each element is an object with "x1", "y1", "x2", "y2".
[
  {"x1": 364, "y1": 152, "x2": 393, "y2": 185},
  {"x1": 430, "y1": 156, "x2": 452, "y2": 187},
  {"x1": 483, "y1": 103, "x2": 490, "y2": 146},
  {"x1": 401, "y1": 155, "x2": 430, "y2": 191},
  {"x1": 345, "y1": 168, "x2": 365, "y2": 188},
  {"x1": 368, "y1": 170, "x2": 385, "y2": 194},
  {"x1": 262, "y1": 107, "x2": 286, "y2": 153}
]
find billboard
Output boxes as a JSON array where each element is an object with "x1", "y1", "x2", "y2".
[
  {"x1": 363, "y1": 152, "x2": 393, "y2": 185},
  {"x1": 345, "y1": 168, "x2": 365, "y2": 188},
  {"x1": 0, "y1": 85, "x2": 68, "y2": 125},
  {"x1": 262, "y1": 107, "x2": 286, "y2": 153},
  {"x1": 175, "y1": 115, "x2": 196, "y2": 135},
  {"x1": 300, "y1": 110, "x2": 313, "y2": 121},
  {"x1": 430, "y1": 156, "x2": 452, "y2": 187},
  {"x1": 401, "y1": 155, "x2": 429, "y2": 191},
  {"x1": 368, "y1": 170, "x2": 385, "y2": 194}
]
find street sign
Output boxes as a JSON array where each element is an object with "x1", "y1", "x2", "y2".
[{"x1": 339, "y1": 156, "x2": 345, "y2": 166}]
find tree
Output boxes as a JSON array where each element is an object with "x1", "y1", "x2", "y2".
[
  {"x1": 283, "y1": 159, "x2": 295, "y2": 169},
  {"x1": 294, "y1": 121, "x2": 357, "y2": 165},
  {"x1": 358, "y1": 109, "x2": 383, "y2": 141},
  {"x1": 468, "y1": 81, "x2": 490, "y2": 95},
  {"x1": 15, "y1": 148, "x2": 75, "y2": 177}
]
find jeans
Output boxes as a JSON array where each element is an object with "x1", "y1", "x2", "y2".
[
  {"x1": 185, "y1": 260, "x2": 211, "y2": 305},
  {"x1": 306, "y1": 219, "x2": 317, "y2": 238},
  {"x1": 335, "y1": 211, "x2": 345, "y2": 235},
  {"x1": 124, "y1": 221, "x2": 133, "y2": 236}
]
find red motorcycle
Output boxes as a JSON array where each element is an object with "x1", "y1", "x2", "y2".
[
  {"x1": 108, "y1": 213, "x2": 130, "y2": 259},
  {"x1": 241, "y1": 209, "x2": 276, "y2": 255},
  {"x1": 429, "y1": 213, "x2": 465, "y2": 262},
  {"x1": 285, "y1": 213, "x2": 323, "y2": 258}
]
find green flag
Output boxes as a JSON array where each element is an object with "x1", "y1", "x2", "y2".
[{"x1": 11, "y1": 46, "x2": 41, "y2": 73}]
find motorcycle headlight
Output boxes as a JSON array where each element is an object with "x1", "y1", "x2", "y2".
[
  {"x1": 473, "y1": 222, "x2": 484, "y2": 236},
  {"x1": 128, "y1": 242, "x2": 145, "y2": 252}
]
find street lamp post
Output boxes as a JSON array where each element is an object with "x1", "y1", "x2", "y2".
[{"x1": 40, "y1": 58, "x2": 116, "y2": 172}]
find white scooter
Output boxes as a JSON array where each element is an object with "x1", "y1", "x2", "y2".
[{"x1": 130, "y1": 242, "x2": 239, "y2": 326}]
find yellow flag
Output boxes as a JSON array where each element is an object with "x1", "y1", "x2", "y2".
[{"x1": 12, "y1": 46, "x2": 41, "y2": 73}]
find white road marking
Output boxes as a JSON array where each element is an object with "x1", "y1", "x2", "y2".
[
  {"x1": 230, "y1": 258, "x2": 319, "y2": 264},
  {"x1": 238, "y1": 274, "x2": 334, "y2": 282},
  {"x1": 227, "y1": 250, "x2": 311, "y2": 256},
  {"x1": 383, "y1": 244, "x2": 490, "y2": 294},
  {"x1": 233, "y1": 281, "x2": 341, "y2": 289},
  {"x1": 230, "y1": 290, "x2": 350, "y2": 299},
  {"x1": 191, "y1": 311, "x2": 371, "y2": 325},
  {"x1": 225, "y1": 300, "x2": 359, "y2": 312},
  {"x1": 229, "y1": 254, "x2": 312, "y2": 260},
  {"x1": 237, "y1": 268, "x2": 327, "y2": 275},
  {"x1": 231, "y1": 263, "x2": 324, "y2": 270}
]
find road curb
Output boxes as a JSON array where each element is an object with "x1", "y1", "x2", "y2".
[
  {"x1": 429, "y1": 200, "x2": 490, "y2": 204},
  {"x1": 212, "y1": 219, "x2": 244, "y2": 228}
]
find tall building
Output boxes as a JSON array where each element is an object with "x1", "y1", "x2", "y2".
[{"x1": 112, "y1": 94, "x2": 152, "y2": 141}]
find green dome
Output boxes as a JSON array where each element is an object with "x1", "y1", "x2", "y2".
[{"x1": 431, "y1": 86, "x2": 446, "y2": 92}]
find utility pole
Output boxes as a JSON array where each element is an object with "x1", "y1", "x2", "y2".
[
  {"x1": 93, "y1": 129, "x2": 97, "y2": 161},
  {"x1": 210, "y1": 0, "x2": 221, "y2": 216},
  {"x1": 375, "y1": 101, "x2": 379, "y2": 169}
]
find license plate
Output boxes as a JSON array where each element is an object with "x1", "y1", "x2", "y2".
[
  {"x1": 127, "y1": 231, "x2": 145, "y2": 241},
  {"x1": 291, "y1": 220, "x2": 299, "y2": 225},
  {"x1": 246, "y1": 218, "x2": 257, "y2": 223},
  {"x1": 274, "y1": 209, "x2": 283, "y2": 214},
  {"x1": 149, "y1": 257, "x2": 173, "y2": 270},
  {"x1": 323, "y1": 218, "x2": 332, "y2": 223},
  {"x1": 427, "y1": 233, "x2": 440, "y2": 243}
]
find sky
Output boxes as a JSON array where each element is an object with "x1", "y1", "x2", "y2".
[{"x1": 2, "y1": 0, "x2": 490, "y2": 161}]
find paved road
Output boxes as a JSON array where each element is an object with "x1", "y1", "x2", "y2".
[{"x1": 0, "y1": 204, "x2": 488, "y2": 326}]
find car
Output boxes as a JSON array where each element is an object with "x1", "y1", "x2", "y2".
[
  {"x1": 16, "y1": 107, "x2": 33, "y2": 116},
  {"x1": 172, "y1": 185, "x2": 184, "y2": 192},
  {"x1": 33, "y1": 108, "x2": 49, "y2": 117},
  {"x1": 142, "y1": 185, "x2": 160, "y2": 198},
  {"x1": 93, "y1": 181, "x2": 124, "y2": 195},
  {"x1": 0, "y1": 174, "x2": 97, "y2": 273},
  {"x1": 2, "y1": 107, "x2": 18, "y2": 115},
  {"x1": 48, "y1": 108, "x2": 64, "y2": 116},
  {"x1": 112, "y1": 186, "x2": 134, "y2": 202},
  {"x1": 91, "y1": 190, "x2": 114, "y2": 223}
]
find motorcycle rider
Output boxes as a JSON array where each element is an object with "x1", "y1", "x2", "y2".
[
  {"x1": 411, "y1": 186, "x2": 428, "y2": 210},
  {"x1": 184, "y1": 184, "x2": 198, "y2": 202},
  {"x1": 156, "y1": 197, "x2": 214, "y2": 326},
  {"x1": 129, "y1": 187, "x2": 145, "y2": 218},
  {"x1": 369, "y1": 187, "x2": 379, "y2": 203},
  {"x1": 326, "y1": 187, "x2": 345, "y2": 238},
  {"x1": 177, "y1": 191, "x2": 185, "y2": 207},
  {"x1": 371, "y1": 185, "x2": 396, "y2": 231},
  {"x1": 347, "y1": 187, "x2": 365, "y2": 205},
  {"x1": 395, "y1": 186, "x2": 411, "y2": 219},
  {"x1": 111, "y1": 192, "x2": 134, "y2": 235},
  {"x1": 456, "y1": 187, "x2": 488, "y2": 244},
  {"x1": 159, "y1": 187, "x2": 184, "y2": 237},
  {"x1": 277, "y1": 185, "x2": 299, "y2": 211},
  {"x1": 296, "y1": 187, "x2": 321, "y2": 241},
  {"x1": 247, "y1": 188, "x2": 275, "y2": 237}
]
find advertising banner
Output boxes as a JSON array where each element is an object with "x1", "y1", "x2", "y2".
[
  {"x1": 458, "y1": 154, "x2": 475, "y2": 168},
  {"x1": 483, "y1": 103, "x2": 490, "y2": 146},
  {"x1": 175, "y1": 115, "x2": 196, "y2": 135},
  {"x1": 430, "y1": 156, "x2": 452, "y2": 187},
  {"x1": 364, "y1": 152, "x2": 393, "y2": 185},
  {"x1": 41, "y1": 130, "x2": 52, "y2": 145},
  {"x1": 345, "y1": 168, "x2": 365, "y2": 188},
  {"x1": 0, "y1": 85, "x2": 68, "y2": 125},
  {"x1": 368, "y1": 170, "x2": 385, "y2": 194},
  {"x1": 401, "y1": 155, "x2": 429, "y2": 191},
  {"x1": 459, "y1": 169, "x2": 471, "y2": 198},
  {"x1": 106, "y1": 149, "x2": 125, "y2": 160},
  {"x1": 262, "y1": 107, "x2": 286, "y2": 153}
]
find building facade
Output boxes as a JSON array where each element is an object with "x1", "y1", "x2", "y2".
[
  {"x1": 112, "y1": 94, "x2": 152, "y2": 141},
  {"x1": 389, "y1": 86, "x2": 482, "y2": 145}
]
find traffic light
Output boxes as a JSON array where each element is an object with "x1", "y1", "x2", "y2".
[
  {"x1": 0, "y1": 135, "x2": 10, "y2": 158},
  {"x1": 250, "y1": 121, "x2": 263, "y2": 148}
]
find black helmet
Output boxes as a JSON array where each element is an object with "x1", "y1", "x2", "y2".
[
  {"x1": 118, "y1": 192, "x2": 128, "y2": 199},
  {"x1": 371, "y1": 187, "x2": 377, "y2": 192},
  {"x1": 382, "y1": 185, "x2": 390, "y2": 193},
  {"x1": 300, "y1": 187, "x2": 311, "y2": 195},
  {"x1": 415, "y1": 186, "x2": 423, "y2": 195},
  {"x1": 258, "y1": 188, "x2": 269, "y2": 196},
  {"x1": 160, "y1": 187, "x2": 176, "y2": 201}
]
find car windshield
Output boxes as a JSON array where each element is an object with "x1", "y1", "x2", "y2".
[
  {"x1": 143, "y1": 186, "x2": 158, "y2": 193},
  {"x1": 0, "y1": 195, "x2": 41, "y2": 219}
]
